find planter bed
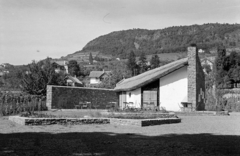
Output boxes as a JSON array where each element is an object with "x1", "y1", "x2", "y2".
[
  {"x1": 9, "y1": 116, "x2": 110, "y2": 126},
  {"x1": 110, "y1": 118, "x2": 181, "y2": 127},
  {"x1": 9, "y1": 116, "x2": 181, "y2": 127}
]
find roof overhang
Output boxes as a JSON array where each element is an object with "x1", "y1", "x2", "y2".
[{"x1": 114, "y1": 58, "x2": 188, "y2": 92}]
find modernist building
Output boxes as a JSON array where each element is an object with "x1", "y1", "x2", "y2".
[{"x1": 114, "y1": 45, "x2": 205, "y2": 111}]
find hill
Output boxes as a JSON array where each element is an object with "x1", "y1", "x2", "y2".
[{"x1": 63, "y1": 23, "x2": 240, "y2": 61}]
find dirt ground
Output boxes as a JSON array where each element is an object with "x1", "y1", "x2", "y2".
[{"x1": 0, "y1": 112, "x2": 240, "y2": 156}]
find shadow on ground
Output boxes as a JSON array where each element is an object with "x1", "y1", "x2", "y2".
[{"x1": 0, "y1": 132, "x2": 239, "y2": 156}]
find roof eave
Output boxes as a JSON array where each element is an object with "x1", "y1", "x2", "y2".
[{"x1": 114, "y1": 63, "x2": 188, "y2": 92}]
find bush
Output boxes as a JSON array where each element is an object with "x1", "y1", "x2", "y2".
[
  {"x1": 109, "y1": 106, "x2": 168, "y2": 113},
  {"x1": 205, "y1": 89, "x2": 217, "y2": 111},
  {"x1": 224, "y1": 97, "x2": 240, "y2": 112}
]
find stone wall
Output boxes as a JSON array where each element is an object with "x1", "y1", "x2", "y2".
[
  {"x1": 187, "y1": 46, "x2": 205, "y2": 111},
  {"x1": 47, "y1": 85, "x2": 118, "y2": 110}
]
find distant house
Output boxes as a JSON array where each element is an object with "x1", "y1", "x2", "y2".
[
  {"x1": 51, "y1": 60, "x2": 68, "y2": 74},
  {"x1": 201, "y1": 56, "x2": 215, "y2": 73},
  {"x1": 66, "y1": 76, "x2": 83, "y2": 87},
  {"x1": 0, "y1": 71, "x2": 3, "y2": 77},
  {"x1": 0, "y1": 64, "x2": 9, "y2": 77},
  {"x1": 0, "y1": 63, "x2": 7, "y2": 68},
  {"x1": 198, "y1": 49, "x2": 205, "y2": 53},
  {"x1": 0, "y1": 70, "x2": 9, "y2": 77},
  {"x1": 136, "y1": 60, "x2": 151, "y2": 66},
  {"x1": 89, "y1": 71, "x2": 110, "y2": 85},
  {"x1": 114, "y1": 45, "x2": 205, "y2": 112}
]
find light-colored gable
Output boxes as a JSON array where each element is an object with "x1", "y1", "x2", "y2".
[{"x1": 160, "y1": 66, "x2": 188, "y2": 111}]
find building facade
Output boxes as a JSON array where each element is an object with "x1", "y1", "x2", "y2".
[{"x1": 114, "y1": 45, "x2": 205, "y2": 111}]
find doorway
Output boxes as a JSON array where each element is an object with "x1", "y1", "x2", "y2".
[
  {"x1": 119, "y1": 91, "x2": 126, "y2": 109},
  {"x1": 141, "y1": 80, "x2": 159, "y2": 109}
]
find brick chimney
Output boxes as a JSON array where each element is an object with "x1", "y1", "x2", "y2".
[{"x1": 187, "y1": 44, "x2": 205, "y2": 111}]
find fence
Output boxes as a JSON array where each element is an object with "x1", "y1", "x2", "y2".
[{"x1": 0, "y1": 92, "x2": 46, "y2": 116}]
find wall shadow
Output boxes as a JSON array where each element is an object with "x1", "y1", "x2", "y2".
[{"x1": 0, "y1": 132, "x2": 240, "y2": 156}]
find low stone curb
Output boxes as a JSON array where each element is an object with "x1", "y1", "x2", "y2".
[
  {"x1": 110, "y1": 118, "x2": 181, "y2": 127},
  {"x1": 175, "y1": 111, "x2": 230, "y2": 116},
  {"x1": 9, "y1": 116, "x2": 181, "y2": 127},
  {"x1": 101, "y1": 112, "x2": 176, "y2": 119},
  {"x1": 214, "y1": 111, "x2": 230, "y2": 116}
]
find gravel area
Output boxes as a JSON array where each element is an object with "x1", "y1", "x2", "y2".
[{"x1": 0, "y1": 112, "x2": 240, "y2": 156}]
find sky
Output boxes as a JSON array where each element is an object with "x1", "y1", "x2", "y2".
[{"x1": 1, "y1": 0, "x2": 240, "y2": 65}]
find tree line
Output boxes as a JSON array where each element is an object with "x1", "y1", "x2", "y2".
[
  {"x1": 81, "y1": 23, "x2": 240, "y2": 59},
  {"x1": 127, "y1": 51, "x2": 160, "y2": 76}
]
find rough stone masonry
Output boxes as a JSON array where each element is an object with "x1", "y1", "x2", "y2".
[{"x1": 187, "y1": 45, "x2": 205, "y2": 111}]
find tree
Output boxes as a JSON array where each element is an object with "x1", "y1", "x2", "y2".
[
  {"x1": 214, "y1": 46, "x2": 226, "y2": 89},
  {"x1": 231, "y1": 66, "x2": 240, "y2": 84},
  {"x1": 138, "y1": 52, "x2": 148, "y2": 74},
  {"x1": 89, "y1": 53, "x2": 93, "y2": 65},
  {"x1": 2, "y1": 65, "x2": 28, "y2": 90},
  {"x1": 213, "y1": 46, "x2": 229, "y2": 110},
  {"x1": 127, "y1": 51, "x2": 137, "y2": 76},
  {"x1": 150, "y1": 54, "x2": 160, "y2": 69},
  {"x1": 21, "y1": 58, "x2": 66, "y2": 95},
  {"x1": 68, "y1": 60, "x2": 81, "y2": 76},
  {"x1": 228, "y1": 52, "x2": 240, "y2": 85}
]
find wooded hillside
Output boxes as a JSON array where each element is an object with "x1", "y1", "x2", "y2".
[{"x1": 70, "y1": 23, "x2": 240, "y2": 59}]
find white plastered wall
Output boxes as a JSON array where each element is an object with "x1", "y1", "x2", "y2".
[
  {"x1": 90, "y1": 78, "x2": 100, "y2": 84},
  {"x1": 126, "y1": 88, "x2": 141, "y2": 108},
  {"x1": 159, "y1": 66, "x2": 188, "y2": 111}
]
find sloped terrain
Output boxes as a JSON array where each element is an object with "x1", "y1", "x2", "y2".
[{"x1": 80, "y1": 23, "x2": 240, "y2": 58}]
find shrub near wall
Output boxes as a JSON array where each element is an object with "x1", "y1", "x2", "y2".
[
  {"x1": 0, "y1": 92, "x2": 46, "y2": 116},
  {"x1": 48, "y1": 85, "x2": 118, "y2": 109},
  {"x1": 224, "y1": 97, "x2": 240, "y2": 112}
]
